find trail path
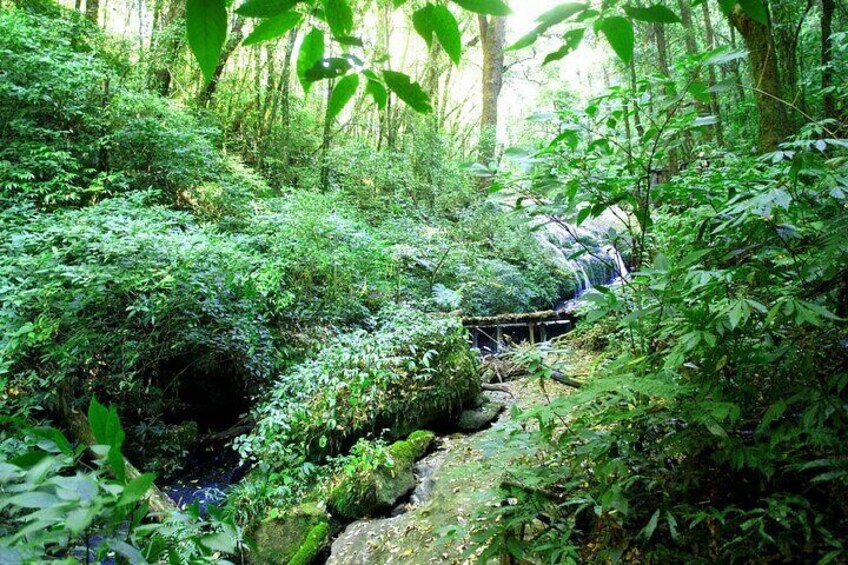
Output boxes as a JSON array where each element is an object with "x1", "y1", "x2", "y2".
[{"x1": 327, "y1": 376, "x2": 573, "y2": 565}]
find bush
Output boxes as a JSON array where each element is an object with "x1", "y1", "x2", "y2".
[
  {"x1": 235, "y1": 307, "x2": 478, "y2": 498},
  {"x1": 0, "y1": 195, "x2": 276, "y2": 424}
]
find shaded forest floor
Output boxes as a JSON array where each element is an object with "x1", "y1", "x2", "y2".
[{"x1": 327, "y1": 346, "x2": 597, "y2": 564}]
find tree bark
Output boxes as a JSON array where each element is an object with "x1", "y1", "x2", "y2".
[
  {"x1": 85, "y1": 0, "x2": 99, "y2": 24},
  {"x1": 198, "y1": 19, "x2": 245, "y2": 106},
  {"x1": 729, "y1": 6, "x2": 790, "y2": 152},
  {"x1": 700, "y1": 0, "x2": 725, "y2": 145},
  {"x1": 148, "y1": 0, "x2": 185, "y2": 97},
  {"x1": 478, "y1": 15, "x2": 506, "y2": 174},
  {"x1": 821, "y1": 0, "x2": 837, "y2": 121}
]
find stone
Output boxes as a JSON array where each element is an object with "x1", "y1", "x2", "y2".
[
  {"x1": 456, "y1": 400, "x2": 504, "y2": 432},
  {"x1": 252, "y1": 502, "x2": 330, "y2": 565},
  {"x1": 328, "y1": 431, "x2": 435, "y2": 520}
]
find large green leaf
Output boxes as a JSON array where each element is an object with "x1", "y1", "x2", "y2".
[
  {"x1": 507, "y1": 3, "x2": 588, "y2": 51},
  {"x1": 537, "y1": 2, "x2": 589, "y2": 27},
  {"x1": 432, "y1": 4, "x2": 462, "y2": 65},
  {"x1": 235, "y1": 0, "x2": 301, "y2": 18},
  {"x1": 328, "y1": 73, "x2": 360, "y2": 121},
  {"x1": 186, "y1": 0, "x2": 228, "y2": 84},
  {"x1": 542, "y1": 28, "x2": 585, "y2": 65},
  {"x1": 412, "y1": 5, "x2": 435, "y2": 47},
  {"x1": 118, "y1": 473, "x2": 156, "y2": 506},
  {"x1": 598, "y1": 16, "x2": 634, "y2": 64},
  {"x1": 243, "y1": 11, "x2": 301, "y2": 46},
  {"x1": 323, "y1": 0, "x2": 354, "y2": 37},
  {"x1": 383, "y1": 71, "x2": 432, "y2": 113},
  {"x1": 450, "y1": 0, "x2": 511, "y2": 16},
  {"x1": 365, "y1": 78, "x2": 388, "y2": 109},
  {"x1": 738, "y1": 0, "x2": 768, "y2": 25},
  {"x1": 624, "y1": 4, "x2": 682, "y2": 24},
  {"x1": 297, "y1": 28, "x2": 324, "y2": 93},
  {"x1": 305, "y1": 57, "x2": 352, "y2": 81}
]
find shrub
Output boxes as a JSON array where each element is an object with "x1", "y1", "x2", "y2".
[{"x1": 236, "y1": 307, "x2": 477, "y2": 484}]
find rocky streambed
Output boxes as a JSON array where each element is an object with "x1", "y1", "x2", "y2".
[{"x1": 326, "y1": 377, "x2": 575, "y2": 565}]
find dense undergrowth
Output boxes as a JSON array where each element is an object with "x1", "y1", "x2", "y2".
[
  {"x1": 473, "y1": 78, "x2": 848, "y2": 563},
  {"x1": 0, "y1": 4, "x2": 575, "y2": 561}
]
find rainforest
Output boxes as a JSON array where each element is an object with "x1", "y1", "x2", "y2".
[{"x1": 1, "y1": 0, "x2": 847, "y2": 563}]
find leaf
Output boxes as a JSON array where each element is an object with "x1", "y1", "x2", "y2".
[
  {"x1": 537, "y1": 2, "x2": 589, "y2": 27},
  {"x1": 412, "y1": 5, "x2": 435, "y2": 47},
  {"x1": 297, "y1": 28, "x2": 324, "y2": 93},
  {"x1": 543, "y1": 28, "x2": 585, "y2": 65},
  {"x1": 327, "y1": 74, "x2": 359, "y2": 121},
  {"x1": 243, "y1": 11, "x2": 301, "y2": 46},
  {"x1": 305, "y1": 57, "x2": 352, "y2": 81},
  {"x1": 108, "y1": 540, "x2": 148, "y2": 565},
  {"x1": 6, "y1": 492, "x2": 58, "y2": 509},
  {"x1": 365, "y1": 79, "x2": 387, "y2": 109},
  {"x1": 431, "y1": 4, "x2": 462, "y2": 65},
  {"x1": 235, "y1": 0, "x2": 301, "y2": 18},
  {"x1": 186, "y1": 0, "x2": 228, "y2": 84},
  {"x1": 119, "y1": 473, "x2": 155, "y2": 506},
  {"x1": 643, "y1": 508, "x2": 660, "y2": 540},
  {"x1": 451, "y1": 0, "x2": 511, "y2": 15},
  {"x1": 598, "y1": 16, "x2": 634, "y2": 64},
  {"x1": 383, "y1": 71, "x2": 432, "y2": 113},
  {"x1": 624, "y1": 4, "x2": 682, "y2": 24},
  {"x1": 323, "y1": 0, "x2": 354, "y2": 37},
  {"x1": 201, "y1": 531, "x2": 236, "y2": 553},
  {"x1": 738, "y1": 0, "x2": 768, "y2": 25}
]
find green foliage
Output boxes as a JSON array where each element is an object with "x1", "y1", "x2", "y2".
[
  {"x1": 230, "y1": 307, "x2": 477, "y2": 521},
  {"x1": 0, "y1": 195, "x2": 277, "y2": 419},
  {"x1": 0, "y1": 399, "x2": 242, "y2": 563},
  {"x1": 477, "y1": 79, "x2": 848, "y2": 562}
]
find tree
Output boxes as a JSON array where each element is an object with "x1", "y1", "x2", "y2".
[
  {"x1": 85, "y1": 0, "x2": 99, "y2": 24},
  {"x1": 821, "y1": 0, "x2": 837, "y2": 121},
  {"x1": 729, "y1": 5, "x2": 790, "y2": 151},
  {"x1": 477, "y1": 14, "x2": 506, "y2": 174}
]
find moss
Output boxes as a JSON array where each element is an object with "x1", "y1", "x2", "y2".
[
  {"x1": 328, "y1": 431, "x2": 435, "y2": 520},
  {"x1": 288, "y1": 521, "x2": 330, "y2": 565},
  {"x1": 251, "y1": 503, "x2": 329, "y2": 565}
]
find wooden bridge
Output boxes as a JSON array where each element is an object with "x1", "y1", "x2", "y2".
[{"x1": 462, "y1": 309, "x2": 578, "y2": 353}]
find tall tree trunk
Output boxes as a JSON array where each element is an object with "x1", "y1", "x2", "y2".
[
  {"x1": 148, "y1": 0, "x2": 185, "y2": 97},
  {"x1": 678, "y1": 0, "x2": 712, "y2": 131},
  {"x1": 320, "y1": 77, "x2": 335, "y2": 191},
  {"x1": 198, "y1": 19, "x2": 245, "y2": 106},
  {"x1": 729, "y1": 6, "x2": 789, "y2": 152},
  {"x1": 821, "y1": 0, "x2": 837, "y2": 121},
  {"x1": 700, "y1": 0, "x2": 725, "y2": 145},
  {"x1": 629, "y1": 58, "x2": 644, "y2": 138},
  {"x1": 478, "y1": 14, "x2": 506, "y2": 175},
  {"x1": 85, "y1": 0, "x2": 99, "y2": 24}
]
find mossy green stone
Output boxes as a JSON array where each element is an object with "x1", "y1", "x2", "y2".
[
  {"x1": 252, "y1": 503, "x2": 329, "y2": 564},
  {"x1": 328, "y1": 431, "x2": 435, "y2": 520}
]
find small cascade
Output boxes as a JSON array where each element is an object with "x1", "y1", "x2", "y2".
[{"x1": 532, "y1": 211, "x2": 630, "y2": 307}]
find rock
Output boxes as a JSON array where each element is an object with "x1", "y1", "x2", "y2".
[
  {"x1": 251, "y1": 502, "x2": 330, "y2": 565},
  {"x1": 328, "y1": 431, "x2": 434, "y2": 520},
  {"x1": 457, "y1": 400, "x2": 504, "y2": 432}
]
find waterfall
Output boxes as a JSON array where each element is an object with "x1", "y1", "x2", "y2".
[{"x1": 532, "y1": 212, "x2": 630, "y2": 307}]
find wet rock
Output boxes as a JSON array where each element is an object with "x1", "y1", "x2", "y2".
[
  {"x1": 328, "y1": 431, "x2": 435, "y2": 520},
  {"x1": 251, "y1": 502, "x2": 330, "y2": 565},
  {"x1": 457, "y1": 399, "x2": 504, "y2": 432}
]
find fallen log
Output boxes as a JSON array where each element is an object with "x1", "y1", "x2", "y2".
[
  {"x1": 54, "y1": 389, "x2": 179, "y2": 518},
  {"x1": 551, "y1": 371, "x2": 583, "y2": 389}
]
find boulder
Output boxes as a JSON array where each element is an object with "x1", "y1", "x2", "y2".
[
  {"x1": 457, "y1": 399, "x2": 504, "y2": 432},
  {"x1": 252, "y1": 502, "x2": 330, "y2": 565},
  {"x1": 328, "y1": 431, "x2": 434, "y2": 520}
]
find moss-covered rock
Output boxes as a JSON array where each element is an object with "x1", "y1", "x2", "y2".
[
  {"x1": 328, "y1": 431, "x2": 435, "y2": 520},
  {"x1": 457, "y1": 400, "x2": 503, "y2": 432},
  {"x1": 251, "y1": 503, "x2": 330, "y2": 565}
]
